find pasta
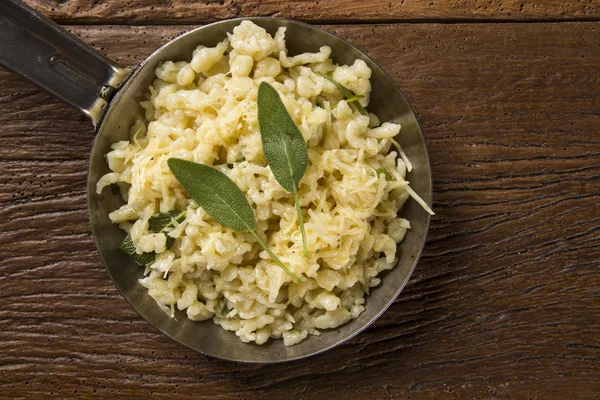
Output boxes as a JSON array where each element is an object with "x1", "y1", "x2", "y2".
[{"x1": 97, "y1": 20, "x2": 430, "y2": 346}]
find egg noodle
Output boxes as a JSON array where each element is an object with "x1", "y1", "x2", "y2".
[{"x1": 97, "y1": 21, "x2": 431, "y2": 346}]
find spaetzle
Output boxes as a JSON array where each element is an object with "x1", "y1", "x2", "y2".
[{"x1": 97, "y1": 20, "x2": 430, "y2": 346}]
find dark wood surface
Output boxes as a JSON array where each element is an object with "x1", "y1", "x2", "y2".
[
  {"x1": 22, "y1": 0, "x2": 600, "y2": 23},
  {"x1": 1, "y1": 1, "x2": 599, "y2": 399}
]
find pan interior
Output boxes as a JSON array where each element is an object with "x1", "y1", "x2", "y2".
[{"x1": 87, "y1": 18, "x2": 432, "y2": 363}]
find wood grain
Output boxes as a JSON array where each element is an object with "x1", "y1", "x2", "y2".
[
  {"x1": 1, "y1": 22, "x2": 599, "y2": 399},
  {"x1": 23, "y1": 0, "x2": 600, "y2": 24}
]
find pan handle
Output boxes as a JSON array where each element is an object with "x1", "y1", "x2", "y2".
[{"x1": 0, "y1": 0, "x2": 132, "y2": 128}]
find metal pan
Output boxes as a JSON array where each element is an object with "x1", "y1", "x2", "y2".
[{"x1": 0, "y1": 0, "x2": 432, "y2": 362}]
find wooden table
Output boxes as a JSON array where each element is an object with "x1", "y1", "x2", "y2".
[{"x1": 1, "y1": 1, "x2": 599, "y2": 398}]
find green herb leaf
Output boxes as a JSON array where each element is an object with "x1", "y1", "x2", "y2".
[
  {"x1": 167, "y1": 159, "x2": 256, "y2": 232},
  {"x1": 149, "y1": 210, "x2": 184, "y2": 249},
  {"x1": 375, "y1": 167, "x2": 395, "y2": 181},
  {"x1": 120, "y1": 233, "x2": 156, "y2": 265},
  {"x1": 120, "y1": 209, "x2": 184, "y2": 265},
  {"x1": 314, "y1": 71, "x2": 368, "y2": 115},
  {"x1": 332, "y1": 95, "x2": 362, "y2": 109},
  {"x1": 345, "y1": 95, "x2": 363, "y2": 104},
  {"x1": 257, "y1": 82, "x2": 308, "y2": 193},
  {"x1": 257, "y1": 82, "x2": 309, "y2": 256},
  {"x1": 167, "y1": 158, "x2": 302, "y2": 283},
  {"x1": 221, "y1": 303, "x2": 232, "y2": 315},
  {"x1": 149, "y1": 210, "x2": 187, "y2": 233},
  {"x1": 149, "y1": 208, "x2": 199, "y2": 250}
]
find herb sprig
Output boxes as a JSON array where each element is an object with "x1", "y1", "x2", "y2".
[
  {"x1": 221, "y1": 303, "x2": 233, "y2": 315},
  {"x1": 119, "y1": 209, "x2": 186, "y2": 265},
  {"x1": 314, "y1": 71, "x2": 368, "y2": 115},
  {"x1": 332, "y1": 95, "x2": 362, "y2": 109},
  {"x1": 167, "y1": 158, "x2": 302, "y2": 283},
  {"x1": 257, "y1": 82, "x2": 309, "y2": 256},
  {"x1": 375, "y1": 167, "x2": 395, "y2": 181},
  {"x1": 120, "y1": 234, "x2": 157, "y2": 265}
]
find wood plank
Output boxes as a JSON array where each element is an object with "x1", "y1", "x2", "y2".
[
  {"x1": 22, "y1": 0, "x2": 600, "y2": 24},
  {"x1": 1, "y1": 22, "x2": 599, "y2": 398}
]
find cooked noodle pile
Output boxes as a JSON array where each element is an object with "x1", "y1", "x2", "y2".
[{"x1": 97, "y1": 21, "x2": 430, "y2": 345}]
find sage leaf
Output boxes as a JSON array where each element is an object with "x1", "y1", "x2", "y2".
[
  {"x1": 120, "y1": 233, "x2": 156, "y2": 265},
  {"x1": 221, "y1": 303, "x2": 232, "y2": 315},
  {"x1": 120, "y1": 209, "x2": 185, "y2": 264},
  {"x1": 257, "y1": 82, "x2": 309, "y2": 256},
  {"x1": 257, "y1": 82, "x2": 308, "y2": 192},
  {"x1": 167, "y1": 158, "x2": 302, "y2": 283},
  {"x1": 149, "y1": 210, "x2": 187, "y2": 233},
  {"x1": 314, "y1": 71, "x2": 368, "y2": 115},
  {"x1": 149, "y1": 208, "x2": 198, "y2": 249},
  {"x1": 167, "y1": 159, "x2": 256, "y2": 232},
  {"x1": 148, "y1": 210, "x2": 184, "y2": 249}
]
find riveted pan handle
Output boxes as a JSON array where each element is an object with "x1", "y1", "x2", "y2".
[{"x1": 0, "y1": 0, "x2": 132, "y2": 128}]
